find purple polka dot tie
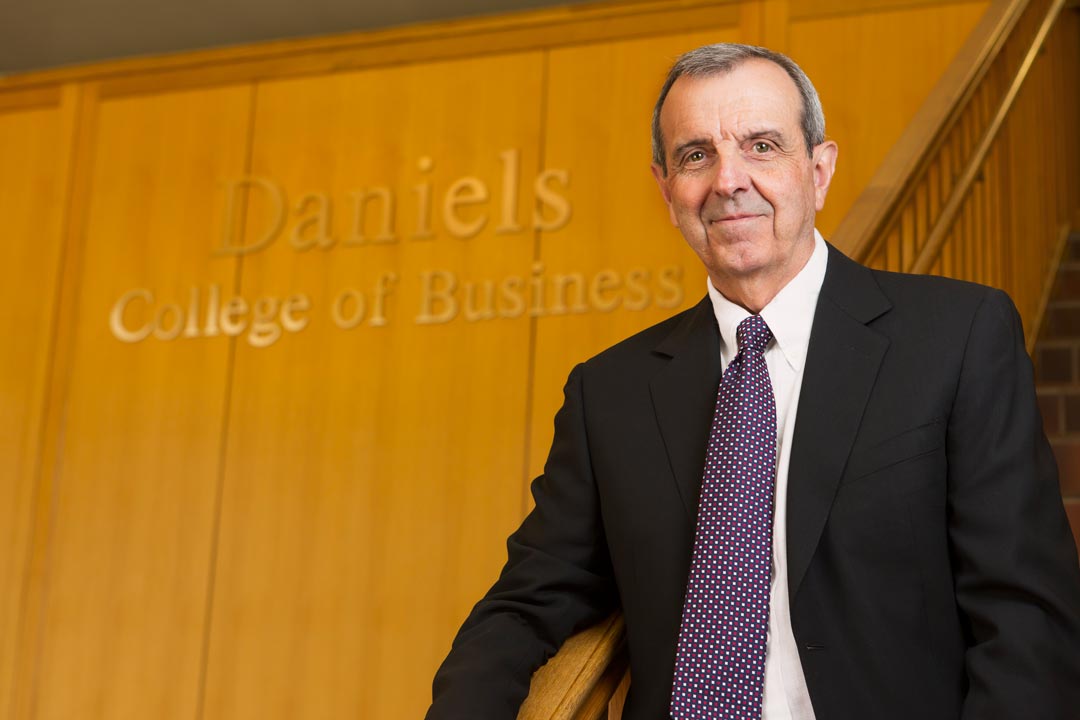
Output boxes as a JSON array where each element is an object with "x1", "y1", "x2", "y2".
[{"x1": 671, "y1": 315, "x2": 777, "y2": 720}]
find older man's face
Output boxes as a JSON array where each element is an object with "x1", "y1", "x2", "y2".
[{"x1": 652, "y1": 59, "x2": 836, "y2": 299}]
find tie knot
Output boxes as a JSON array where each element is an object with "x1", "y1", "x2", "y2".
[{"x1": 736, "y1": 315, "x2": 772, "y2": 356}]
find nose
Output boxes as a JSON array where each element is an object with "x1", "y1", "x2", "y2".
[{"x1": 711, "y1": 144, "x2": 751, "y2": 197}]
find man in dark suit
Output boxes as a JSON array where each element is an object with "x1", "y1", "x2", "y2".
[{"x1": 427, "y1": 43, "x2": 1080, "y2": 720}]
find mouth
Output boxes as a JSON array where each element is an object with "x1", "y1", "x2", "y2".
[{"x1": 710, "y1": 213, "x2": 762, "y2": 223}]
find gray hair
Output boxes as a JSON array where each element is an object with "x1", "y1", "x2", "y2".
[{"x1": 651, "y1": 43, "x2": 825, "y2": 173}]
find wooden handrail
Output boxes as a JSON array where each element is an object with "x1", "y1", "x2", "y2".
[{"x1": 517, "y1": 613, "x2": 628, "y2": 720}]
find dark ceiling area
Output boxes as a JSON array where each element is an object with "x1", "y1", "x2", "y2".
[{"x1": 0, "y1": 0, "x2": 592, "y2": 76}]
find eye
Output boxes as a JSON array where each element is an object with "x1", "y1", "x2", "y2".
[
  {"x1": 685, "y1": 150, "x2": 706, "y2": 163},
  {"x1": 752, "y1": 141, "x2": 772, "y2": 154}
]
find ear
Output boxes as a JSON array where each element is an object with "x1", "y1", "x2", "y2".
[
  {"x1": 811, "y1": 140, "x2": 838, "y2": 211},
  {"x1": 650, "y1": 162, "x2": 679, "y2": 226}
]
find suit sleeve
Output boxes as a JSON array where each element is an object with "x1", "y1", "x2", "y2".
[
  {"x1": 946, "y1": 289, "x2": 1080, "y2": 719},
  {"x1": 426, "y1": 364, "x2": 618, "y2": 720}
]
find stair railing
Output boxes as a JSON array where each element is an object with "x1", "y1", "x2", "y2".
[{"x1": 832, "y1": 0, "x2": 1080, "y2": 352}]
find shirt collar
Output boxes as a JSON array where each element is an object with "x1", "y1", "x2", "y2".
[{"x1": 706, "y1": 229, "x2": 828, "y2": 372}]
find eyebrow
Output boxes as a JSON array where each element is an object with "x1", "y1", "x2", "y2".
[
  {"x1": 671, "y1": 137, "x2": 713, "y2": 161},
  {"x1": 748, "y1": 128, "x2": 788, "y2": 145}
]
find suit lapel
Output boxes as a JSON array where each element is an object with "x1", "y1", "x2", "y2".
[
  {"x1": 650, "y1": 296, "x2": 722, "y2": 522},
  {"x1": 787, "y1": 246, "x2": 891, "y2": 598},
  {"x1": 646, "y1": 247, "x2": 892, "y2": 587}
]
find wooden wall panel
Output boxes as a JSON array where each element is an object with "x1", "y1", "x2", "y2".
[
  {"x1": 29, "y1": 85, "x2": 252, "y2": 720},
  {"x1": 527, "y1": 28, "x2": 744, "y2": 483},
  {"x1": 203, "y1": 53, "x2": 544, "y2": 720},
  {"x1": 0, "y1": 101, "x2": 71, "y2": 719},
  {"x1": 791, "y1": 0, "x2": 988, "y2": 236}
]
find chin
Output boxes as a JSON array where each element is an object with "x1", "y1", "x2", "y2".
[{"x1": 710, "y1": 247, "x2": 775, "y2": 279}]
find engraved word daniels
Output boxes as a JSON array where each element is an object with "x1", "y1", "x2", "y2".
[{"x1": 217, "y1": 148, "x2": 570, "y2": 254}]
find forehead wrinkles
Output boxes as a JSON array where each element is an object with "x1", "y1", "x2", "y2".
[{"x1": 660, "y1": 63, "x2": 802, "y2": 150}]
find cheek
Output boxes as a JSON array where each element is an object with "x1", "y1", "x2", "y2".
[
  {"x1": 669, "y1": 186, "x2": 706, "y2": 222},
  {"x1": 670, "y1": 180, "x2": 703, "y2": 208},
  {"x1": 772, "y1": 179, "x2": 817, "y2": 224}
]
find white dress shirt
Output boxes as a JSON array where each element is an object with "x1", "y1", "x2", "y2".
[{"x1": 704, "y1": 230, "x2": 827, "y2": 720}]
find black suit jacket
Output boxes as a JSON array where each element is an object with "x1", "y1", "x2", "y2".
[{"x1": 428, "y1": 245, "x2": 1080, "y2": 719}]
